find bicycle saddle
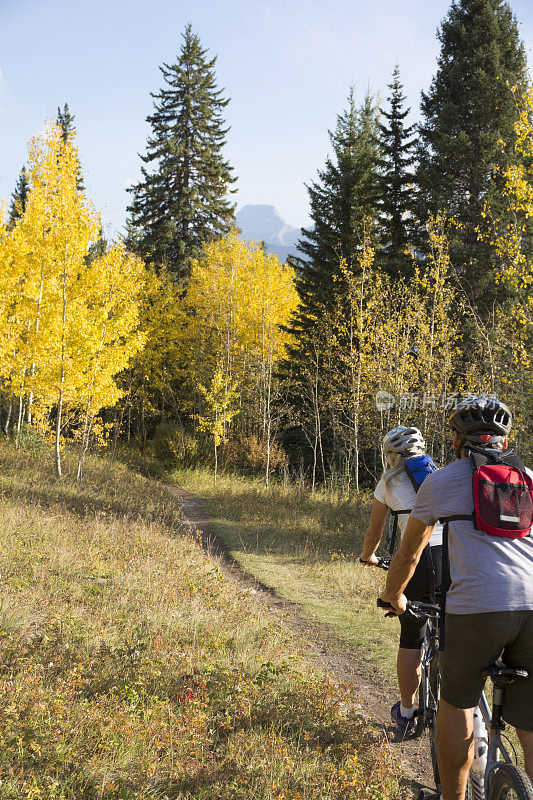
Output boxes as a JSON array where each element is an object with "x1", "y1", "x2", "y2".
[{"x1": 482, "y1": 660, "x2": 529, "y2": 687}]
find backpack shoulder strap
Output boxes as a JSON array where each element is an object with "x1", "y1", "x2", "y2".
[
  {"x1": 466, "y1": 445, "x2": 527, "y2": 473},
  {"x1": 403, "y1": 460, "x2": 421, "y2": 493},
  {"x1": 438, "y1": 512, "x2": 476, "y2": 652}
]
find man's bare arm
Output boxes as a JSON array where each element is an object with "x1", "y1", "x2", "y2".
[{"x1": 379, "y1": 516, "x2": 435, "y2": 613}]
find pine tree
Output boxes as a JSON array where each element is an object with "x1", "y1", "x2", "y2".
[
  {"x1": 294, "y1": 88, "x2": 381, "y2": 324},
  {"x1": 127, "y1": 24, "x2": 235, "y2": 279},
  {"x1": 56, "y1": 103, "x2": 85, "y2": 191},
  {"x1": 378, "y1": 66, "x2": 417, "y2": 277},
  {"x1": 416, "y1": 0, "x2": 527, "y2": 300},
  {"x1": 8, "y1": 166, "x2": 30, "y2": 227}
]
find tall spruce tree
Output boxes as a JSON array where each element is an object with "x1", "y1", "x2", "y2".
[
  {"x1": 416, "y1": 0, "x2": 527, "y2": 301},
  {"x1": 279, "y1": 89, "x2": 381, "y2": 476},
  {"x1": 56, "y1": 103, "x2": 85, "y2": 192},
  {"x1": 378, "y1": 66, "x2": 417, "y2": 277},
  {"x1": 127, "y1": 24, "x2": 235, "y2": 279},
  {"x1": 294, "y1": 88, "x2": 381, "y2": 323},
  {"x1": 8, "y1": 165, "x2": 30, "y2": 227}
]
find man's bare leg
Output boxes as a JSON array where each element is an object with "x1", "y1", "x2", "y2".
[
  {"x1": 435, "y1": 700, "x2": 474, "y2": 800},
  {"x1": 516, "y1": 729, "x2": 533, "y2": 781},
  {"x1": 397, "y1": 647, "x2": 422, "y2": 708}
]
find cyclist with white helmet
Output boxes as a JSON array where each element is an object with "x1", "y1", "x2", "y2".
[
  {"x1": 361, "y1": 425, "x2": 443, "y2": 736},
  {"x1": 380, "y1": 396, "x2": 533, "y2": 799}
]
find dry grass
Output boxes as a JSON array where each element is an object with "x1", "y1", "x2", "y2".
[
  {"x1": 169, "y1": 469, "x2": 399, "y2": 681},
  {"x1": 0, "y1": 444, "x2": 399, "y2": 799}
]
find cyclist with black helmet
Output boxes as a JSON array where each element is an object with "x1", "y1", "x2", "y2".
[
  {"x1": 380, "y1": 396, "x2": 533, "y2": 800},
  {"x1": 361, "y1": 425, "x2": 443, "y2": 737}
]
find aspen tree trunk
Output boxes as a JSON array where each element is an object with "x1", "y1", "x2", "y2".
[
  {"x1": 312, "y1": 355, "x2": 326, "y2": 485},
  {"x1": 77, "y1": 311, "x2": 109, "y2": 481},
  {"x1": 311, "y1": 433, "x2": 317, "y2": 493},
  {"x1": 76, "y1": 411, "x2": 93, "y2": 482},
  {"x1": 3, "y1": 395, "x2": 13, "y2": 436},
  {"x1": 213, "y1": 406, "x2": 218, "y2": 483},
  {"x1": 15, "y1": 392, "x2": 25, "y2": 449},
  {"x1": 353, "y1": 256, "x2": 367, "y2": 494},
  {"x1": 423, "y1": 237, "x2": 440, "y2": 435},
  {"x1": 141, "y1": 389, "x2": 146, "y2": 454},
  {"x1": 55, "y1": 265, "x2": 68, "y2": 479},
  {"x1": 27, "y1": 265, "x2": 45, "y2": 425},
  {"x1": 15, "y1": 323, "x2": 32, "y2": 447},
  {"x1": 264, "y1": 349, "x2": 272, "y2": 487}
]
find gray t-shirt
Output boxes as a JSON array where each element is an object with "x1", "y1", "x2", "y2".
[{"x1": 411, "y1": 457, "x2": 533, "y2": 614}]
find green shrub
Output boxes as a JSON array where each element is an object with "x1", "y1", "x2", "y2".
[{"x1": 152, "y1": 423, "x2": 205, "y2": 469}]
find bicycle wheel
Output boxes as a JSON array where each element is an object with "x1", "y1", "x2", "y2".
[
  {"x1": 466, "y1": 772, "x2": 483, "y2": 800},
  {"x1": 489, "y1": 763, "x2": 533, "y2": 800},
  {"x1": 427, "y1": 654, "x2": 441, "y2": 791}
]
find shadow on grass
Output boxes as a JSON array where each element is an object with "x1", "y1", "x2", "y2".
[{"x1": 0, "y1": 448, "x2": 185, "y2": 535}]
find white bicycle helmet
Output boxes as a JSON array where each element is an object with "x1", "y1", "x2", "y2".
[{"x1": 382, "y1": 426, "x2": 426, "y2": 464}]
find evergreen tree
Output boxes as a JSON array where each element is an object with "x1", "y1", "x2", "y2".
[
  {"x1": 8, "y1": 166, "x2": 30, "y2": 227},
  {"x1": 294, "y1": 88, "x2": 381, "y2": 324},
  {"x1": 279, "y1": 89, "x2": 382, "y2": 477},
  {"x1": 378, "y1": 65, "x2": 417, "y2": 277},
  {"x1": 56, "y1": 103, "x2": 85, "y2": 192},
  {"x1": 416, "y1": 0, "x2": 527, "y2": 300},
  {"x1": 87, "y1": 225, "x2": 108, "y2": 262},
  {"x1": 127, "y1": 24, "x2": 235, "y2": 279}
]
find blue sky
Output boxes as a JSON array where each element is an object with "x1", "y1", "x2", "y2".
[{"x1": 1, "y1": 0, "x2": 533, "y2": 232}]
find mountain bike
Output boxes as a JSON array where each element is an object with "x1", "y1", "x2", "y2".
[
  {"x1": 467, "y1": 661, "x2": 532, "y2": 800},
  {"x1": 377, "y1": 597, "x2": 442, "y2": 791},
  {"x1": 376, "y1": 598, "x2": 533, "y2": 800}
]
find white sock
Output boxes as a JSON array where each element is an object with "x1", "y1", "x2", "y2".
[{"x1": 400, "y1": 702, "x2": 415, "y2": 719}]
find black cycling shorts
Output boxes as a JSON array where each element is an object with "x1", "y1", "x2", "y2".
[{"x1": 399, "y1": 545, "x2": 442, "y2": 650}]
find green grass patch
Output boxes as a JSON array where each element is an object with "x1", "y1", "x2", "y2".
[{"x1": 170, "y1": 468, "x2": 399, "y2": 682}]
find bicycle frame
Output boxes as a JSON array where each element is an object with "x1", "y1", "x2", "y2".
[
  {"x1": 420, "y1": 614, "x2": 439, "y2": 716},
  {"x1": 477, "y1": 686, "x2": 515, "y2": 796}
]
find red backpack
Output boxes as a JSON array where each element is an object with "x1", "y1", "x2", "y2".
[{"x1": 468, "y1": 448, "x2": 533, "y2": 538}]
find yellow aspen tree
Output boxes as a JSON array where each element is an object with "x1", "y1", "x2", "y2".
[
  {"x1": 4, "y1": 126, "x2": 99, "y2": 452},
  {"x1": 335, "y1": 219, "x2": 379, "y2": 491},
  {"x1": 0, "y1": 209, "x2": 26, "y2": 433},
  {"x1": 180, "y1": 231, "x2": 298, "y2": 449},
  {"x1": 75, "y1": 242, "x2": 147, "y2": 480},
  {"x1": 198, "y1": 362, "x2": 239, "y2": 482},
  {"x1": 4, "y1": 123, "x2": 147, "y2": 475},
  {"x1": 412, "y1": 216, "x2": 458, "y2": 447}
]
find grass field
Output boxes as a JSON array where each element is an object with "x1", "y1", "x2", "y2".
[
  {"x1": 0, "y1": 443, "x2": 399, "y2": 799},
  {"x1": 170, "y1": 469, "x2": 399, "y2": 682}
]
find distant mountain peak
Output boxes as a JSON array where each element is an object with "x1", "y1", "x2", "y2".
[{"x1": 236, "y1": 204, "x2": 300, "y2": 261}]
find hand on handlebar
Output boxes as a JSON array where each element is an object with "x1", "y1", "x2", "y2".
[
  {"x1": 377, "y1": 593, "x2": 407, "y2": 616},
  {"x1": 359, "y1": 555, "x2": 391, "y2": 570}
]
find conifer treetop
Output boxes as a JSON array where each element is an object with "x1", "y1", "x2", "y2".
[{"x1": 127, "y1": 23, "x2": 235, "y2": 279}]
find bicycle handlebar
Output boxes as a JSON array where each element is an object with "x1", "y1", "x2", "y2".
[{"x1": 377, "y1": 597, "x2": 441, "y2": 618}]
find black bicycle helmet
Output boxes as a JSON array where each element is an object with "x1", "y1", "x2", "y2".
[{"x1": 449, "y1": 395, "x2": 512, "y2": 448}]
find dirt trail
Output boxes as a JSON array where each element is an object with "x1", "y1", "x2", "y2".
[{"x1": 169, "y1": 484, "x2": 435, "y2": 799}]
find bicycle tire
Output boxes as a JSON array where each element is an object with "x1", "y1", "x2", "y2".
[
  {"x1": 427, "y1": 654, "x2": 441, "y2": 791},
  {"x1": 489, "y1": 763, "x2": 533, "y2": 800}
]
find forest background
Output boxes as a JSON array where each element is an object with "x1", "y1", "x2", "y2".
[{"x1": 2, "y1": 0, "x2": 533, "y2": 490}]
